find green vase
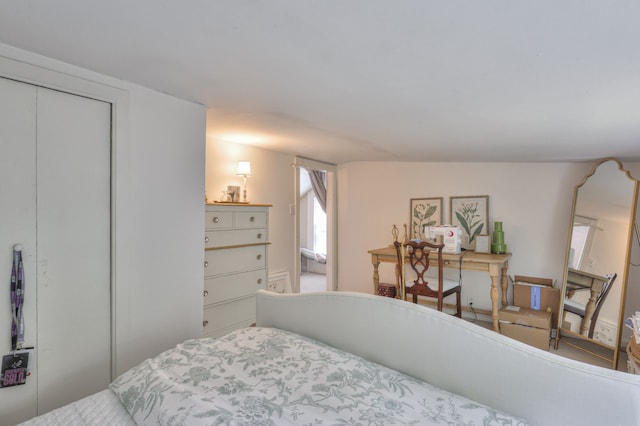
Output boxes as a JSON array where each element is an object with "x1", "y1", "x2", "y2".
[{"x1": 491, "y1": 221, "x2": 507, "y2": 254}]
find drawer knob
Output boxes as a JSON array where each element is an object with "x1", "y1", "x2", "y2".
[
  {"x1": 204, "y1": 261, "x2": 209, "y2": 268},
  {"x1": 257, "y1": 254, "x2": 262, "y2": 260},
  {"x1": 257, "y1": 233, "x2": 263, "y2": 239},
  {"x1": 204, "y1": 236, "x2": 209, "y2": 243},
  {"x1": 212, "y1": 216, "x2": 220, "y2": 223},
  {"x1": 203, "y1": 320, "x2": 209, "y2": 327},
  {"x1": 257, "y1": 278, "x2": 263, "y2": 284},
  {"x1": 203, "y1": 290, "x2": 209, "y2": 297},
  {"x1": 250, "y1": 216, "x2": 255, "y2": 222}
]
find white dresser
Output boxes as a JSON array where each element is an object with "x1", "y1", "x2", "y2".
[{"x1": 203, "y1": 203, "x2": 271, "y2": 338}]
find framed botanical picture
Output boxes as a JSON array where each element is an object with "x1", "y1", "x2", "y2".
[
  {"x1": 409, "y1": 197, "x2": 443, "y2": 240},
  {"x1": 450, "y1": 195, "x2": 489, "y2": 250}
]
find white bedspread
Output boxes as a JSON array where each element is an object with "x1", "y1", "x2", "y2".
[
  {"x1": 110, "y1": 327, "x2": 527, "y2": 425},
  {"x1": 18, "y1": 389, "x2": 135, "y2": 426}
]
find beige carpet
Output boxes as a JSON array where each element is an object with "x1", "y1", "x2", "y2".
[
  {"x1": 300, "y1": 272, "x2": 327, "y2": 293},
  {"x1": 471, "y1": 318, "x2": 629, "y2": 372}
]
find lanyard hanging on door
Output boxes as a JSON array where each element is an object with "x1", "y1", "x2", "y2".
[
  {"x1": 1, "y1": 244, "x2": 32, "y2": 388},
  {"x1": 10, "y1": 244, "x2": 25, "y2": 351}
]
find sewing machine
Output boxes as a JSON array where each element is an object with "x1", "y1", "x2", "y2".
[{"x1": 425, "y1": 225, "x2": 462, "y2": 254}]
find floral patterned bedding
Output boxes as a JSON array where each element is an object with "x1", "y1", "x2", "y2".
[{"x1": 110, "y1": 327, "x2": 528, "y2": 425}]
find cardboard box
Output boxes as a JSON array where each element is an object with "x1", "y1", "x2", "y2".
[
  {"x1": 499, "y1": 306, "x2": 552, "y2": 351},
  {"x1": 513, "y1": 275, "x2": 554, "y2": 287},
  {"x1": 513, "y1": 279, "x2": 561, "y2": 332}
]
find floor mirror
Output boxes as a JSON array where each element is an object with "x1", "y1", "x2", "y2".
[{"x1": 555, "y1": 158, "x2": 639, "y2": 369}]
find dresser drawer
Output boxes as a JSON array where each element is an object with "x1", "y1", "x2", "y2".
[
  {"x1": 235, "y1": 211, "x2": 267, "y2": 228},
  {"x1": 203, "y1": 296, "x2": 256, "y2": 334},
  {"x1": 205, "y1": 228, "x2": 267, "y2": 248},
  {"x1": 204, "y1": 245, "x2": 266, "y2": 277},
  {"x1": 204, "y1": 270, "x2": 267, "y2": 306},
  {"x1": 204, "y1": 210, "x2": 233, "y2": 230}
]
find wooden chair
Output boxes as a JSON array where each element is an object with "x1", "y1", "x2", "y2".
[
  {"x1": 564, "y1": 272, "x2": 616, "y2": 338},
  {"x1": 394, "y1": 240, "x2": 462, "y2": 318}
]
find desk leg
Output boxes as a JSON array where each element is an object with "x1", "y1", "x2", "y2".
[
  {"x1": 489, "y1": 264, "x2": 501, "y2": 331},
  {"x1": 372, "y1": 255, "x2": 380, "y2": 295},
  {"x1": 582, "y1": 288, "x2": 598, "y2": 335},
  {"x1": 501, "y1": 264, "x2": 509, "y2": 307}
]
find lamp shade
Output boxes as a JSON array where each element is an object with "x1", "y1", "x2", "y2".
[{"x1": 236, "y1": 161, "x2": 252, "y2": 176}]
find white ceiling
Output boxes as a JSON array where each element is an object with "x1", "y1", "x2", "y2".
[{"x1": 1, "y1": 1, "x2": 639, "y2": 164}]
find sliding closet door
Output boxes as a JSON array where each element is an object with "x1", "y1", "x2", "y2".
[
  {"x1": 0, "y1": 78, "x2": 39, "y2": 424},
  {"x1": 36, "y1": 87, "x2": 112, "y2": 414}
]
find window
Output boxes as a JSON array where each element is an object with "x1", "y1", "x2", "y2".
[
  {"x1": 570, "y1": 216, "x2": 598, "y2": 270},
  {"x1": 313, "y1": 196, "x2": 327, "y2": 255}
]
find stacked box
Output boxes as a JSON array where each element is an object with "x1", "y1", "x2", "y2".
[
  {"x1": 499, "y1": 306, "x2": 552, "y2": 351},
  {"x1": 513, "y1": 275, "x2": 560, "y2": 334}
]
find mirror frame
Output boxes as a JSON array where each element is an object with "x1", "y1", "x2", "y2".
[{"x1": 555, "y1": 158, "x2": 639, "y2": 369}]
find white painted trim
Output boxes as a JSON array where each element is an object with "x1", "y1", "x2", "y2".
[
  {"x1": 294, "y1": 156, "x2": 337, "y2": 172},
  {"x1": 268, "y1": 270, "x2": 292, "y2": 293},
  {"x1": 293, "y1": 156, "x2": 338, "y2": 292}
]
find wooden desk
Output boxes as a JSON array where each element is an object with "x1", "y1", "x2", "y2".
[{"x1": 368, "y1": 246, "x2": 511, "y2": 331}]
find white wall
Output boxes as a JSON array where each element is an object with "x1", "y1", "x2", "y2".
[
  {"x1": 205, "y1": 139, "x2": 296, "y2": 284},
  {"x1": 337, "y1": 161, "x2": 596, "y2": 311},
  {"x1": 125, "y1": 85, "x2": 205, "y2": 368},
  {"x1": 204, "y1": 148, "x2": 640, "y2": 326},
  {"x1": 0, "y1": 43, "x2": 206, "y2": 375}
]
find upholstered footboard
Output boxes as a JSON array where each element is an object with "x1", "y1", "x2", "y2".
[{"x1": 256, "y1": 290, "x2": 640, "y2": 426}]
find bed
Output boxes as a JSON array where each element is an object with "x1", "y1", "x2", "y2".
[{"x1": 20, "y1": 290, "x2": 640, "y2": 425}]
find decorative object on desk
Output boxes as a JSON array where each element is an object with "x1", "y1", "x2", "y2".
[
  {"x1": 409, "y1": 197, "x2": 443, "y2": 240},
  {"x1": 226, "y1": 185, "x2": 241, "y2": 203},
  {"x1": 491, "y1": 221, "x2": 507, "y2": 254},
  {"x1": 475, "y1": 234, "x2": 490, "y2": 253},
  {"x1": 391, "y1": 224, "x2": 399, "y2": 243},
  {"x1": 400, "y1": 224, "x2": 409, "y2": 300},
  {"x1": 450, "y1": 195, "x2": 489, "y2": 251},
  {"x1": 236, "y1": 161, "x2": 252, "y2": 202}
]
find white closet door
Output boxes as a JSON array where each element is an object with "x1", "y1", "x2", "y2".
[
  {"x1": 36, "y1": 87, "x2": 112, "y2": 414},
  {"x1": 0, "y1": 78, "x2": 39, "y2": 425}
]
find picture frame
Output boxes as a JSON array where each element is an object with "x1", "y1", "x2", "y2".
[
  {"x1": 409, "y1": 197, "x2": 443, "y2": 240},
  {"x1": 227, "y1": 185, "x2": 241, "y2": 203},
  {"x1": 474, "y1": 234, "x2": 491, "y2": 254},
  {"x1": 450, "y1": 195, "x2": 489, "y2": 251}
]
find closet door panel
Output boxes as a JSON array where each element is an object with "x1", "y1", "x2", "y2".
[
  {"x1": 0, "y1": 77, "x2": 39, "y2": 424},
  {"x1": 36, "y1": 87, "x2": 111, "y2": 414}
]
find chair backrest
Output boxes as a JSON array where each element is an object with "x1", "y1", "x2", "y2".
[
  {"x1": 588, "y1": 272, "x2": 617, "y2": 338},
  {"x1": 395, "y1": 240, "x2": 445, "y2": 296},
  {"x1": 595, "y1": 273, "x2": 617, "y2": 306}
]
